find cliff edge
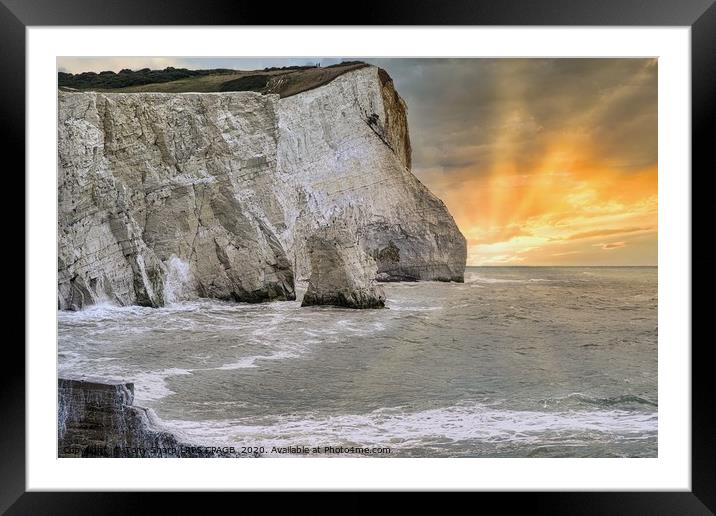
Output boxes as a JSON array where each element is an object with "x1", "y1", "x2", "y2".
[{"x1": 57, "y1": 65, "x2": 466, "y2": 310}]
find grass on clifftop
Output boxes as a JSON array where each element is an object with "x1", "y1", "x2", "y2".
[{"x1": 58, "y1": 61, "x2": 368, "y2": 98}]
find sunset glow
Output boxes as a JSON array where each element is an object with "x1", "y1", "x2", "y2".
[
  {"x1": 419, "y1": 150, "x2": 657, "y2": 266},
  {"x1": 399, "y1": 58, "x2": 658, "y2": 266}
]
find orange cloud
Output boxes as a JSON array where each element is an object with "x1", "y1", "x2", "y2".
[
  {"x1": 563, "y1": 226, "x2": 653, "y2": 241},
  {"x1": 402, "y1": 59, "x2": 658, "y2": 265},
  {"x1": 412, "y1": 60, "x2": 657, "y2": 266},
  {"x1": 594, "y1": 241, "x2": 627, "y2": 250}
]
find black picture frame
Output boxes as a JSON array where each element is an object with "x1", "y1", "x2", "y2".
[{"x1": 5, "y1": 0, "x2": 712, "y2": 511}]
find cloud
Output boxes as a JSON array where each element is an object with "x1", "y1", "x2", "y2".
[
  {"x1": 366, "y1": 58, "x2": 658, "y2": 178},
  {"x1": 467, "y1": 225, "x2": 532, "y2": 246},
  {"x1": 594, "y1": 241, "x2": 627, "y2": 250},
  {"x1": 562, "y1": 226, "x2": 653, "y2": 241}
]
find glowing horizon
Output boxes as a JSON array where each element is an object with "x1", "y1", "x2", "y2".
[{"x1": 397, "y1": 58, "x2": 658, "y2": 266}]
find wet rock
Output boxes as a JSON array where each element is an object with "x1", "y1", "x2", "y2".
[
  {"x1": 58, "y1": 376, "x2": 250, "y2": 458},
  {"x1": 301, "y1": 226, "x2": 385, "y2": 309}
]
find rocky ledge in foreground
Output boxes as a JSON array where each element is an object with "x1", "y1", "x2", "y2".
[
  {"x1": 58, "y1": 64, "x2": 466, "y2": 310},
  {"x1": 58, "y1": 376, "x2": 251, "y2": 458}
]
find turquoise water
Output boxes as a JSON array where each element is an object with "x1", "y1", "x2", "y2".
[{"x1": 58, "y1": 266, "x2": 657, "y2": 457}]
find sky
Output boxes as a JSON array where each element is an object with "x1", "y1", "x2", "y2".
[{"x1": 58, "y1": 57, "x2": 658, "y2": 266}]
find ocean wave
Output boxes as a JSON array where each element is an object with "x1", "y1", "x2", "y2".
[
  {"x1": 57, "y1": 302, "x2": 152, "y2": 322},
  {"x1": 385, "y1": 303, "x2": 443, "y2": 312},
  {"x1": 214, "y1": 350, "x2": 299, "y2": 370},
  {"x1": 465, "y1": 274, "x2": 550, "y2": 285},
  {"x1": 55, "y1": 366, "x2": 194, "y2": 404},
  {"x1": 336, "y1": 319, "x2": 387, "y2": 334},
  {"x1": 158, "y1": 401, "x2": 658, "y2": 451},
  {"x1": 126, "y1": 368, "x2": 194, "y2": 402},
  {"x1": 539, "y1": 393, "x2": 658, "y2": 409}
]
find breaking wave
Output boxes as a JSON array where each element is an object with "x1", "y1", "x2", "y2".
[
  {"x1": 540, "y1": 393, "x2": 658, "y2": 409},
  {"x1": 160, "y1": 401, "x2": 658, "y2": 452}
]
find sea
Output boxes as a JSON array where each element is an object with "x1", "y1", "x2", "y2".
[{"x1": 58, "y1": 266, "x2": 658, "y2": 457}]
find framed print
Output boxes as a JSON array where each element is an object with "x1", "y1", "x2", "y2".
[{"x1": 6, "y1": 0, "x2": 713, "y2": 511}]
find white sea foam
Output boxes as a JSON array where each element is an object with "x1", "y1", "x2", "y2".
[
  {"x1": 163, "y1": 255, "x2": 196, "y2": 304},
  {"x1": 160, "y1": 402, "x2": 658, "y2": 450},
  {"x1": 57, "y1": 301, "x2": 147, "y2": 322},
  {"x1": 335, "y1": 319, "x2": 386, "y2": 334},
  {"x1": 385, "y1": 303, "x2": 442, "y2": 312},
  {"x1": 215, "y1": 350, "x2": 299, "y2": 370},
  {"x1": 72, "y1": 353, "x2": 302, "y2": 405},
  {"x1": 127, "y1": 368, "x2": 194, "y2": 402},
  {"x1": 465, "y1": 274, "x2": 546, "y2": 284}
]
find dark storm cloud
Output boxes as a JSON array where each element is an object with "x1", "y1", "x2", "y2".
[{"x1": 363, "y1": 58, "x2": 658, "y2": 175}]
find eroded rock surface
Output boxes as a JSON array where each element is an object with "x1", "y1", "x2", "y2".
[
  {"x1": 58, "y1": 66, "x2": 466, "y2": 310},
  {"x1": 302, "y1": 225, "x2": 386, "y2": 309},
  {"x1": 58, "y1": 92, "x2": 295, "y2": 309}
]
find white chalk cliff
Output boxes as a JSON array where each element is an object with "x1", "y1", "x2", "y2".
[{"x1": 58, "y1": 66, "x2": 467, "y2": 310}]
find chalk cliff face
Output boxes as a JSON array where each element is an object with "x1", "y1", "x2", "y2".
[{"x1": 58, "y1": 66, "x2": 466, "y2": 310}]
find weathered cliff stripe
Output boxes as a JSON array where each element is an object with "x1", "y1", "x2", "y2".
[{"x1": 57, "y1": 65, "x2": 466, "y2": 310}]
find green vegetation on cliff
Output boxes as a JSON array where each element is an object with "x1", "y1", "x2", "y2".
[{"x1": 58, "y1": 62, "x2": 368, "y2": 98}]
